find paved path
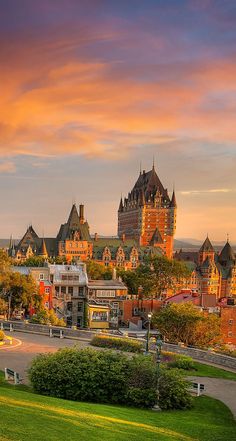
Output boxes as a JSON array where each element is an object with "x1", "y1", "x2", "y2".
[
  {"x1": 189, "y1": 375, "x2": 236, "y2": 418},
  {"x1": 0, "y1": 332, "x2": 88, "y2": 382}
]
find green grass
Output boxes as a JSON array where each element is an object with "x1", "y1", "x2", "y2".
[
  {"x1": 0, "y1": 378, "x2": 235, "y2": 441},
  {"x1": 186, "y1": 362, "x2": 236, "y2": 381}
]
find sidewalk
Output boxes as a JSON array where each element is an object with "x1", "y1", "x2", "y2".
[{"x1": 188, "y1": 376, "x2": 236, "y2": 418}]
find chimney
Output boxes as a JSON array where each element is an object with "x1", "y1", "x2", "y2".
[
  {"x1": 94, "y1": 232, "x2": 98, "y2": 241},
  {"x1": 122, "y1": 233, "x2": 125, "y2": 243},
  {"x1": 79, "y1": 204, "x2": 85, "y2": 224}
]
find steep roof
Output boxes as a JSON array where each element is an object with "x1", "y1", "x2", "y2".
[
  {"x1": 170, "y1": 190, "x2": 177, "y2": 208},
  {"x1": 218, "y1": 241, "x2": 235, "y2": 265},
  {"x1": 131, "y1": 166, "x2": 170, "y2": 202},
  {"x1": 199, "y1": 236, "x2": 214, "y2": 253},
  {"x1": 57, "y1": 204, "x2": 91, "y2": 242}
]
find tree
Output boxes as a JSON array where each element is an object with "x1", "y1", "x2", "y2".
[
  {"x1": 152, "y1": 302, "x2": 202, "y2": 345},
  {"x1": 86, "y1": 261, "x2": 112, "y2": 280},
  {"x1": 0, "y1": 298, "x2": 7, "y2": 315},
  {"x1": 152, "y1": 302, "x2": 221, "y2": 347},
  {"x1": 135, "y1": 256, "x2": 191, "y2": 298},
  {"x1": 116, "y1": 270, "x2": 139, "y2": 295},
  {"x1": 0, "y1": 272, "x2": 41, "y2": 316},
  {"x1": 190, "y1": 313, "x2": 221, "y2": 347}
]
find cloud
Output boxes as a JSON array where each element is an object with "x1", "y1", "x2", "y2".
[
  {"x1": 180, "y1": 188, "x2": 236, "y2": 195},
  {"x1": 0, "y1": 9, "x2": 236, "y2": 162}
]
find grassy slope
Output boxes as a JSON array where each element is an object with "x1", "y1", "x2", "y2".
[
  {"x1": 186, "y1": 362, "x2": 236, "y2": 381},
  {"x1": 0, "y1": 381, "x2": 235, "y2": 441}
]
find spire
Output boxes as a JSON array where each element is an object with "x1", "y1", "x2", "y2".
[
  {"x1": 199, "y1": 236, "x2": 214, "y2": 253},
  {"x1": 170, "y1": 189, "x2": 177, "y2": 207},
  {"x1": 39, "y1": 238, "x2": 48, "y2": 257},
  {"x1": 118, "y1": 196, "x2": 124, "y2": 212},
  {"x1": 218, "y1": 241, "x2": 235, "y2": 265},
  {"x1": 67, "y1": 204, "x2": 80, "y2": 229},
  {"x1": 9, "y1": 234, "x2": 13, "y2": 250},
  {"x1": 152, "y1": 155, "x2": 155, "y2": 170}
]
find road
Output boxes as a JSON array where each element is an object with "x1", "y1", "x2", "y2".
[{"x1": 0, "y1": 332, "x2": 89, "y2": 382}]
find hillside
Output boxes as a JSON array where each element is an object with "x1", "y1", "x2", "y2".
[{"x1": 0, "y1": 383, "x2": 235, "y2": 441}]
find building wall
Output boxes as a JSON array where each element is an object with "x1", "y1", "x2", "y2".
[{"x1": 220, "y1": 306, "x2": 236, "y2": 345}]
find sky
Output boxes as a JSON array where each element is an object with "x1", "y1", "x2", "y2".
[{"x1": 0, "y1": 0, "x2": 236, "y2": 242}]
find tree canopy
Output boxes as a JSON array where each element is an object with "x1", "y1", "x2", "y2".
[{"x1": 152, "y1": 302, "x2": 221, "y2": 347}]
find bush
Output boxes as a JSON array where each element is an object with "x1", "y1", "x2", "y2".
[
  {"x1": 168, "y1": 355, "x2": 195, "y2": 371},
  {"x1": 159, "y1": 368, "x2": 193, "y2": 410},
  {"x1": 29, "y1": 347, "x2": 193, "y2": 410},
  {"x1": 29, "y1": 348, "x2": 130, "y2": 405},
  {"x1": 90, "y1": 335, "x2": 143, "y2": 353},
  {"x1": 0, "y1": 330, "x2": 5, "y2": 341},
  {"x1": 29, "y1": 309, "x2": 66, "y2": 327},
  {"x1": 125, "y1": 355, "x2": 157, "y2": 407}
]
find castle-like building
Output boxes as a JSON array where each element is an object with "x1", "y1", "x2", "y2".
[
  {"x1": 118, "y1": 164, "x2": 177, "y2": 258},
  {"x1": 176, "y1": 236, "x2": 236, "y2": 299},
  {"x1": 9, "y1": 163, "x2": 176, "y2": 266}
]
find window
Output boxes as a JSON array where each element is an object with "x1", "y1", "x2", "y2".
[
  {"x1": 228, "y1": 331, "x2": 233, "y2": 337},
  {"x1": 67, "y1": 302, "x2": 72, "y2": 312},
  {"x1": 39, "y1": 273, "x2": 44, "y2": 280},
  {"x1": 68, "y1": 287, "x2": 73, "y2": 295},
  {"x1": 61, "y1": 286, "x2": 66, "y2": 294},
  {"x1": 78, "y1": 302, "x2": 83, "y2": 312},
  {"x1": 97, "y1": 290, "x2": 115, "y2": 298},
  {"x1": 45, "y1": 288, "x2": 50, "y2": 294},
  {"x1": 79, "y1": 287, "x2": 84, "y2": 296},
  {"x1": 91, "y1": 311, "x2": 108, "y2": 321},
  {"x1": 229, "y1": 319, "x2": 233, "y2": 326}
]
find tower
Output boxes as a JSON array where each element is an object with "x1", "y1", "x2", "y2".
[{"x1": 118, "y1": 163, "x2": 177, "y2": 258}]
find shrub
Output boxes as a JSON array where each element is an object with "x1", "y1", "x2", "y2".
[
  {"x1": 168, "y1": 355, "x2": 195, "y2": 371},
  {"x1": 29, "y1": 348, "x2": 130, "y2": 405},
  {"x1": 125, "y1": 355, "x2": 157, "y2": 407},
  {"x1": 29, "y1": 347, "x2": 193, "y2": 410},
  {"x1": 158, "y1": 368, "x2": 193, "y2": 410},
  {"x1": 90, "y1": 335, "x2": 143, "y2": 353},
  {"x1": 0, "y1": 330, "x2": 5, "y2": 341},
  {"x1": 29, "y1": 309, "x2": 66, "y2": 327}
]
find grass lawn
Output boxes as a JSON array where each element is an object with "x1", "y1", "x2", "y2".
[
  {"x1": 186, "y1": 362, "x2": 236, "y2": 381},
  {"x1": 0, "y1": 378, "x2": 235, "y2": 441}
]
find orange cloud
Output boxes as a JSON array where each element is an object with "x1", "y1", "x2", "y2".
[{"x1": 0, "y1": 26, "x2": 236, "y2": 160}]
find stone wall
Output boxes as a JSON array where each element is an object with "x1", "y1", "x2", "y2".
[
  {"x1": 0, "y1": 320, "x2": 95, "y2": 341},
  {"x1": 163, "y1": 342, "x2": 236, "y2": 370}
]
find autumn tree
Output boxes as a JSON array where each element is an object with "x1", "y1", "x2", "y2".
[
  {"x1": 0, "y1": 298, "x2": 7, "y2": 315},
  {"x1": 152, "y1": 302, "x2": 220, "y2": 347}
]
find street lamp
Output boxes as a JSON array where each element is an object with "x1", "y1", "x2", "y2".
[
  {"x1": 144, "y1": 312, "x2": 152, "y2": 354},
  {"x1": 152, "y1": 330, "x2": 163, "y2": 411}
]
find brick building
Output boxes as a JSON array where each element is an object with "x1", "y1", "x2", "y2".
[{"x1": 118, "y1": 163, "x2": 177, "y2": 258}]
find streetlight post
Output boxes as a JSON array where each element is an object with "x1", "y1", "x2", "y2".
[
  {"x1": 152, "y1": 330, "x2": 163, "y2": 411},
  {"x1": 145, "y1": 312, "x2": 152, "y2": 354}
]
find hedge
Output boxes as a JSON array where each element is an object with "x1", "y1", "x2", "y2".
[{"x1": 90, "y1": 334, "x2": 143, "y2": 353}]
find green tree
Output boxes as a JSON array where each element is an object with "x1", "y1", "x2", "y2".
[
  {"x1": 117, "y1": 269, "x2": 139, "y2": 295},
  {"x1": 136, "y1": 255, "x2": 191, "y2": 298},
  {"x1": 152, "y1": 302, "x2": 221, "y2": 348},
  {"x1": 86, "y1": 260, "x2": 112, "y2": 280},
  {"x1": 152, "y1": 302, "x2": 202, "y2": 345},
  {"x1": 0, "y1": 272, "x2": 41, "y2": 316}
]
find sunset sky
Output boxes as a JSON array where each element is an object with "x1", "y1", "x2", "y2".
[{"x1": 0, "y1": 0, "x2": 236, "y2": 242}]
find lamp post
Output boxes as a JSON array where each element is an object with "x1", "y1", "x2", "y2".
[
  {"x1": 145, "y1": 312, "x2": 152, "y2": 354},
  {"x1": 152, "y1": 330, "x2": 163, "y2": 411}
]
